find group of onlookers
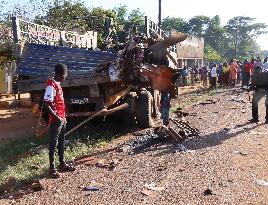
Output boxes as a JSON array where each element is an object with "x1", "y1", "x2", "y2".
[
  {"x1": 197, "y1": 56, "x2": 268, "y2": 89},
  {"x1": 179, "y1": 66, "x2": 199, "y2": 86},
  {"x1": 176, "y1": 58, "x2": 268, "y2": 126}
]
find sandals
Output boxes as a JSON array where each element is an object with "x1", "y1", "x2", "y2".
[
  {"x1": 59, "y1": 163, "x2": 76, "y2": 172},
  {"x1": 49, "y1": 169, "x2": 60, "y2": 179},
  {"x1": 48, "y1": 163, "x2": 75, "y2": 178}
]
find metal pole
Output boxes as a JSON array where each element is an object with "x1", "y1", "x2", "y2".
[
  {"x1": 234, "y1": 29, "x2": 238, "y2": 59},
  {"x1": 11, "y1": 16, "x2": 20, "y2": 62},
  {"x1": 145, "y1": 16, "x2": 149, "y2": 37},
  {"x1": 158, "y1": 0, "x2": 161, "y2": 27}
]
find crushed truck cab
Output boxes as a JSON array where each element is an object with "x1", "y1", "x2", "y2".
[{"x1": 13, "y1": 17, "x2": 187, "y2": 128}]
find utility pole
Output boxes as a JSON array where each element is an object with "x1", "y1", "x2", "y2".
[
  {"x1": 234, "y1": 28, "x2": 238, "y2": 59},
  {"x1": 158, "y1": 0, "x2": 161, "y2": 27}
]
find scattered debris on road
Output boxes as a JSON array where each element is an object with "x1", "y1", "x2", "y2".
[
  {"x1": 174, "y1": 108, "x2": 197, "y2": 117},
  {"x1": 75, "y1": 157, "x2": 120, "y2": 171},
  {"x1": 233, "y1": 150, "x2": 248, "y2": 156},
  {"x1": 116, "y1": 119, "x2": 199, "y2": 154},
  {"x1": 176, "y1": 144, "x2": 189, "y2": 152},
  {"x1": 194, "y1": 99, "x2": 220, "y2": 106},
  {"x1": 203, "y1": 187, "x2": 214, "y2": 196},
  {"x1": 82, "y1": 186, "x2": 100, "y2": 191},
  {"x1": 82, "y1": 180, "x2": 103, "y2": 192},
  {"x1": 144, "y1": 183, "x2": 165, "y2": 191},
  {"x1": 0, "y1": 179, "x2": 43, "y2": 200},
  {"x1": 256, "y1": 180, "x2": 268, "y2": 187},
  {"x1": 141, "y1": 189, "x2": 157, "y2": 197}
]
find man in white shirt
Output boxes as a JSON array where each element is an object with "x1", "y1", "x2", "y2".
[{"x1": 210, "y1": 64, "x2": 217, "y2": 88}]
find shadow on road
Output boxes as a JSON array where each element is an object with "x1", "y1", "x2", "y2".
[
  {"x1": 130, "y1": 121, "x2": 263, "y2": 157},
  {"x1": 185, "y1": 121, "x2": 262, "y2": 150}
]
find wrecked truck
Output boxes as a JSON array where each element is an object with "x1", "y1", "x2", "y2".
[{"x1": 12, "y1": 17, "x2": 187, "y2": 128}]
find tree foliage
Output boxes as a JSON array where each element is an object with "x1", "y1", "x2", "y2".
[
  {"x1": 0, "y1": 21, "x2": 14, "y2": 60},
  {"x1": 162, "y1": 17, "x2": 188, "y2": 33},
  {"x1": 161, "y1": 14, "x2": 267, "y2": 61},
  {"x1": 187, "y1": 15, "x2": 210, "y2": 37},
  {"x1": 34, "y1": 1, "x2": 90, "y2": 33},
  {"x1": 224, "y1": 16, "x2": 267, "y2": 59},
  {"x1": 204, "y1": 45, "x2": 222, "y2": 62},
  {"x1": 127, "y1": 8, "x2": 144, "y2": 26},
  {"x1": 114, "y1": 5, "x2": 128, "y2": 25},
  {"x1": 0, "y1": 0, "x2": 267, "y2": 61}
]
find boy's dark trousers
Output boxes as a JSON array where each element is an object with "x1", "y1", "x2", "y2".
[
  {"x1": 49, "y1": 120, "x2": 66, "y2": 170},
  {"x1": 252, "y1": 88, "x2": 268, "y2": 121}
]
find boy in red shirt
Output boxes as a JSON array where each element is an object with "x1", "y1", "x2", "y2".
[{"x1": 43, "y1": 64, "x2": 75, "y2": 178}]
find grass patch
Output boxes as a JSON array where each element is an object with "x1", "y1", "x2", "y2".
[
  {"x1": 208, "y1": 89, "x2": 217, "y2": 96},
  {"x1": 0, "y1": 117, "x2": 134, "y2": 186},
  {"x1": 0, "y1": 134, "x2": 49, "y2": 162},
  {"x1": 171, "y1": 88, "x2": 215, "y2": 112}
]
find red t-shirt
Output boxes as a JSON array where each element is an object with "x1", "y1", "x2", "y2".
[
  {"x1": 245, "y1": 62, "x2": 254, "y2": 73},
  {"x1": 43, "y1": 78, "x2": 65, "y2": 122}
]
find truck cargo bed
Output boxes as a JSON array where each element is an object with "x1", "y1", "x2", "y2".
[{"x1": 17, "y1": 43, "x2": 118, "y2": 92}]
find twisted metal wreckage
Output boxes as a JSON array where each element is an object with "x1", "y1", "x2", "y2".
[{"x1": 12, "y1": 16, "x2": 199, "y2": 140}]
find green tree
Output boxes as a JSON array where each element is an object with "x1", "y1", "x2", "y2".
[
  {"x1": 204, "y1": 44, "x2": 222, "y2": 62},
  {"x1": 204, "y1": 15, "x2": 226, "y2": 52},
  {"x1": 34, "y1": 1, "x2": 117, "y2": 47},
  {"x1": 0, "y1": 21, "x2": 14, "y2": 59},
  {"x1": 88, "y1": 7, "x2": 117, "y2": 48},
  {"x1": 161, "y1": 17, "x2": 189, "y2": 33},
  {"x1": 187, "y1": 15, "x2": 210, "y2": 37},
  {"x1": 127, "y1": 8, "x2": 144, "y2": 26},
  {"x1": 113, "y1": 5, "x2": 128, "y2": 25},
  {"x1": 34, "y1": 0, "x2": 90, "y2": 33},
  {"x1": 224, "y1": 16, "x2": 267, "y2": 59}
]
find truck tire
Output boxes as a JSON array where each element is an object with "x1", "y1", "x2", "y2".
[
  {"x1": 136, "y1": 90, "x2": 154, "y2": 128},
  {"x1": 121, "y1": 92, "x2": 137, "y2": 127}
]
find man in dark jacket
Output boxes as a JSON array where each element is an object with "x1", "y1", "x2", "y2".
[{"x1": 249, "y1": 66, "x2": 268, "y2": 123}]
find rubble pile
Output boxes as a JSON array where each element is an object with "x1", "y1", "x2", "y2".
[
  {"x1": 166, "y1": 118, "x2": 200, "y2": 142},
  {"x1": 117, "y1": 118, "x2": 200, "y2": 154}
]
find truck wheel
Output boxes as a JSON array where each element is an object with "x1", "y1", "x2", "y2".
[
  {"x1": 136, "y1": 90, "x2": 154, "y2": 128},
  {"x1": 121, "y1": 92, "x2": 137, "y2": 126}
]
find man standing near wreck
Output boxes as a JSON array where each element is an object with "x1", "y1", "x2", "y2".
[
  {"x1": 160, "y1": 91, "x2": 171, "y2": 127},
  {"x1": 43, "y1": 63, "x2": 75, "y2": 178},
  {"x1": 248, "y1": 63, "x2": 268, "y2": 123}
]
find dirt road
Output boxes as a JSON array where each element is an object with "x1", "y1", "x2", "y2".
[
  {"x1": 2, "y1": 86, "x2": 268, "y2": 204},
  {"x1": 0, "y1": 94, "x2": 37, "y2": 144},
  {"x1": 0, "y1": 93, "x2": 50, "y2": 144}
]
